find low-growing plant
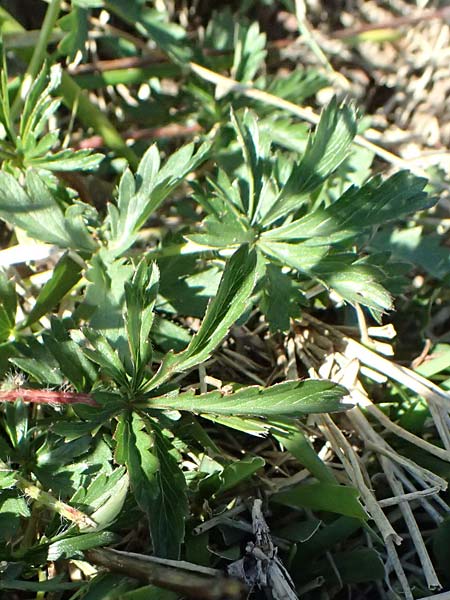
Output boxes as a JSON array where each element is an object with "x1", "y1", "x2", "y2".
[{"x1": 0, "y1": 2, "x2": 448, "y2": 599}]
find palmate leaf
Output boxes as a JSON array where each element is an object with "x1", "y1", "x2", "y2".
[
  {"x1": 11, "y1": 62, "x2": 103, "y2": 171},
  {"x1": 322, "y1": 264, "x2": 393, "y2": 312},
  {"x1": 261, "y1": 171, "x2": 430, "y2": 244},
  {"x1": 186, "y1": 212, "x2": 253, "y2": 249},
  {"x1": 83, "y1": 328, "x2": 129, "y2": 389},
  {"x1": 232, "y1": 20, "x2": 266, "y2": 83},
  {"x1": 143, "y1": 245, "x2": 258, "y2": 392},
  {"x1": 107, "y1": 141, "x2": 210, "y2": 257},
  {"x1": 147, "y1": 420, "x2": 188, "y2": 559},
  {"x1": 258, "y1": 240, "x2": 393, "y2": 314},
  {"x1": 115, "y1": 413, "x2": 187, "y2": 558},
  {"x1": 265, "y1": 68, "x2": 327, "y2": 106},
  {"x1": 261, "y1": 99, "x2": 358, "y2": 225},
  {"x1": 143, "y1": 379, "x2": 350, "y2": 417},
  {"x1": 372, "y1": 225, "x2": 450, "y2": 282},
  {"x1": 140, "y1": 9, "x2": 193, "y2": 64}
]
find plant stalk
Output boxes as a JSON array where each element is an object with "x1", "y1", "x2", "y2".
[{"x1": 11, "y1": 0, "x2": 62, "y2": 118}]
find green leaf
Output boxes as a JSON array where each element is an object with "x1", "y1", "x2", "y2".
[
  {"x1": 311, "y1": 549, "x2": 385, "y2": 584},
  {"x1": 19, "y1": 63, "x2": 61, "y2": 147},
  {"x1": 145, "y1": 379, "x2": 350, "y2": 417},
  {"x1": 230, "y1": 108, "x2": 263, "y2": 222},
  {"x1": 258, "y1": 240, "x2": 329, "y2": 273},
  {"x1": 261, "y1": 99, "x2": 358, "y2": 224},
  {"x1": 139, "y1": 8, "x2": 193, "y2": 64},
  {"x1": 115, "y1": 413, "x2": 187, "y2": 558},
  {"x1": 314, "y1": 257, "x2": 393, "y2": 312},
  {"x1": 0, "y1": 579, "x2": 81, "y2": 593},
  {"x1": 124, "y1": 258, "x2": 159, "y2": 386},
  {"x1": 114, "y1": 411, "x2": 159, "y2": 512},
  {"x1": 24, "y1": 253, "x2": 82, "y2": 327},
  {"x1": 186, "y1": 213, "x2": 253, "y2": 249},
  {"x1": 231, "y1": 21, "x2": 266, "y2": 83},
  {"x1": 120, "y1": 586, "x2": 177, "y2": 600},
  {"x1": 143, "y1": 245, "x2": 258, "y2": 391},
  {"x1": 415, "y1": 344, "x2": 450, "y2": 378},
  {"x1": 4, "y1": 398, "x2": 28, "y2": 448},
  {"x1": 107, "y1": 142, "x2": 210, "y2": 257},
  {"x1": 0, "y1": 171, "x2": 71, "y2": 247},
  {"x1": 433, "y1": 517, "x2": 450, "y2": 583},
  {"x1": 259, "y1": 116, "x2": 309, "y2": 154},
  {"x1": 274, "y1": 425, "x2": 336, "y2": 484},
  {"x1": 47, "y1": 530, "x2": 118, "y2": 560},
  {"x1": 10, "y1": 337, "x2": 65, "y2": 385},
  {"x1": 157, "y1": 256, "x2": 222, "y2": 318},
  {"x1": 28, "y1": 148, "x2": 103, "y2": 172},
  {"x1": 294, "y1": 516, "x2": 362, "y2": 562},
  {"x1": 148, "y1": 420, "x2": 188, "y2": 559},
  {"x1": 273, "y1": 482, "x2": 368, "y2": 520},
  {"x1": 0, "y1": 40, "x2": 15, "y2": 142},
  {"x1": 82, "y1": 253, "x2": 133, "y2": 352},
  {"x1": 0, "y1": 272, "x2": 16, "y2": 342},
  {"x1": 75, "y1": 469, "x2": 129, "y2": 531},
  {"x1": 372, "y1": 225, "x2": 450, "y2": 281},
  {"x1": 265, "y1": 68, "x2": 327, "y2": 105},
  {"x1": 0, "y1": 494, "x2": 30, "y2": 540},
  {"x1": 43, "y1": 320, "x2": 97, "y2": 390},
  {"x1": 83, "y1": 328, "x2": 129, "y2": 388},
  {"x1": 219, "y1": 455, "x2": 265, "y2": 492},
  {"x1": 58, "y1": 6, "x2": 89, "y2": 62},
  {"x1": 0, "y1": 171, "x2": 96, "y2": 252},
  {"x1": 260, "y1": 263, "x2": 303, "y2": 332},
  {"x1": 200, "y1": 414, "x2": 273, "y2": 437},
  {"x1": 151, "y1": 316, "x2": 191, "y2": 353},
  {"x1": 262, "y1": 171, "x2": 429, "y2": 244}
]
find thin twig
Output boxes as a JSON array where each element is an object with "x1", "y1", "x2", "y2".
[
  {"x1": 317, "y1": 414, "x2": 402, "y2": 544},
  {"x1": 378, "y1": 486, "x2": 441, "y2": 507},
  {"x1": 381, "y1": 456, "x2": 442, "y2": 591},
  {"x1": 85, "y1": 547, "x2": 245, "y2": 600},
  {"x1": 365, "y1": 443, "x2": 447, "y2": 491}
]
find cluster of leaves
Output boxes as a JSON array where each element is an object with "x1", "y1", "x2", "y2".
[{"x1": 0, "y1": 2, "x2": 447, "y2": 599}]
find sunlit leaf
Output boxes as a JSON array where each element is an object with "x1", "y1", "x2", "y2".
[
  {"x1": 144, "y1": 379, "x2": 350, "y2": 417},
  {"x1": 144, "y1": 245, "x2": 258, "y2": 391}
]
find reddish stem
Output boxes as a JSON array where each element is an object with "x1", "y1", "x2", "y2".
[
  {"x1": 76, "y1": 122, "x2": 203, "y2": 150},
  {"x1": 0, "y1": 389, "x2": 98, "y2": 407}
]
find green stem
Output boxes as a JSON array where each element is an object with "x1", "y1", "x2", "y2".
[{"x1": 11, "y1": 0, "x2": 62, "y2": 118}]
